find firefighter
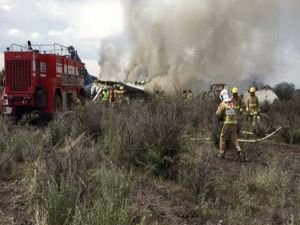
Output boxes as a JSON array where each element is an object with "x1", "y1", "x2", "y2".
[
  {"x1": 187, "y1": 89, "x2": 193, "y2": 100},
  {"x1": 231, "y1": 87, "x2": 244, "y2": 113},
  {"x1": 246, "y1": 86, "x2": 260, "y2": 126},
  {"x1": 216, "y1": 89, "x2": 243, "y2": 161},
  {"x1": 231, "y1": 87, "x2": 245, "y2": 135},
  {"x1": 182, "y1": 90, "x2": 187, "y2": 100},
  {"x1": 101, "y1": 87, "x2": 110, "y2": 107},
  {"x1": 110, "y1": 86, "x2": 115, "y2": 106},
  {"x1": 117, "y1": 85, "x2": 125, "y2": 104}
]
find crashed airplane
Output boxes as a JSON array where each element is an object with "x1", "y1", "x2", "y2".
[{"x1": 88, "y1": 80, "x2": 149, "y2": 103}]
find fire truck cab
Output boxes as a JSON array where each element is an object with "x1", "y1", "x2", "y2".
[{"x1": 1, "y1": 41, "x2": 85, "y2": 118}]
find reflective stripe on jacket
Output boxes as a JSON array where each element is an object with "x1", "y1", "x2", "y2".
[
  {"x1": 187, "y1": 93, "x2": 193, "y2": 100},
  {"x1": 102, "y1": 91, "x2": 109, "y2": 101},
  {"x1": 216, "y1": 101, "x2": 237, "y2": 124},
  {"x1": 247, "y1": 96, "x2": 260, "y2": 115}
]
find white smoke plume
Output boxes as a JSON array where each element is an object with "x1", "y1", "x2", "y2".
[{"x1": 99, "y1": 0, "x2": 282, "y2": 92}]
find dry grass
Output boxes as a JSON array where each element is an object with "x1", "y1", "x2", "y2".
[{"x1": 0, "y1": 95, "x2": 299, "y2": 225}]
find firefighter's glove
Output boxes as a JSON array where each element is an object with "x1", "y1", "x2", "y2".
[
  {"x1": 216, "y1": 114, "x2": 223, "y2": 122},
  {"x1": 218, "y1": 117, "x2": 224, "y2": 122}
]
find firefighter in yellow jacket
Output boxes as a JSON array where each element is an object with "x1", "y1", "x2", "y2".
[
  {"x1": 216, "y1": 89, "x2": 243, "y2": 160},
  {"x1": 231, "y1": 87, "x2": 244, "y2": 134},
  {"x1": 187, "y1": 89, "x2": 193, "y2": 100},
  {"x1": 246, "y1": 86, "x2": 260, "y2": 125},
  {"x1": 231, "y1": 87, "x2": 244, "y2": 113},
  {"x1": 102, "y1": 87, "x2": 110, "y2": 107}
]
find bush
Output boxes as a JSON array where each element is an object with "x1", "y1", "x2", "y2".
[
  {"x1": 35, "y1": 130, "x2": 130, "y2": 225},
  {"x1": 114, "y1": 97, "x2": 186, "y2": 178},
  {"x1": 177, "y1": 142, "x2": 215, "y2": 194},
  {"x1": 72, "y1": 168, "x2": 130, "y2": 225},
  {"x1": 267, "y1": 92, "x2": 300, "y2": 144},
  {"x1": 195, "y1": 165, "x2": 292, "y2": 225},
  {"x1": 281, "y1": 128, "x2": 300, "y2": 144},
  {"x1": 40, "y1": 167, "x2": 130, "y2": 225},
  {"x1": 0, "y1": 118, "x2": 46, "y2": 179},
  {"x1": 273, "y1": 82, "x2": 295, "y2": 101},
  {"x1": 77, "y1": 103, "x2": 103, "y2": 136},
  {"x1": 43, "y1": 176, "x2": 79, "y2": 225}
]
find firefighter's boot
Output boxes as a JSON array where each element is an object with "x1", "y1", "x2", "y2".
[
  {"x1": 237, "y1": 151, "x2": 243, "y2": 162},
  {"x1": 237, "y1": 151, "x2": 249, "y2": 162},
  {"x1": 218, "y1": 152, "x2": 225, "y2": 159}
]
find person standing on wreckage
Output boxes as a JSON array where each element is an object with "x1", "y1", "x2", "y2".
[{"x1": 216, "y1": 89, "x2": 245, "y2": 161}]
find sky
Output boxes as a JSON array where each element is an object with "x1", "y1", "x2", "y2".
[
  {"x1": 1, "y1": 0, "x2": 300, "y2": 88},
  {"x1": 0, "y1": 0, "x2": 124, "y2": 76}
]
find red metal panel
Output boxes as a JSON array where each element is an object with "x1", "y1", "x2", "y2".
[{"x1": 6, "y1": 60, "x2": 31, "y2": 91}]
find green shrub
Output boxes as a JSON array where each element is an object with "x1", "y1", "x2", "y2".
[
  {"x1": 265, "y1": 92, "x2": 300, "y2": 144},
  {"x1": 43, "y1": 176, "x2": 79, "y2": 225},
  {"x1": 77, "y1": 103, "x2": 103, "y2": 136},
  {"x1": 193, "y1": 165, "x2": 292, "y2": 225},
  {"x1": 177, "y1": 143, "x2": 215, "y2": 194},
  {"x1": 273, "y1": 82, "x2": 295, "y2": 101},
  {"x1": 49, "y1": 120, "x2": 69, "y2": 147},
  {"x1": 114, "y1": 97, "x2": 186, "y2": 178},
  {"x1": 251, "y1": 167, "x2": 290, "y2": 209},
  {"x1": 39, "y1": 167, "x2": 130, "y2": 225},
  {"x1": 35, "y1": 124, "x2": 130, "y2": 225},
  {"x1": 282, "y1": 128, "x2": 300, "y2": 144},
  {"x1": 73, "y1": 168, "x2": 130, "y2": 225}
]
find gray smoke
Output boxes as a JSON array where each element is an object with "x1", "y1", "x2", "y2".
[{"x1": 99, "y1": 0, "x2": 282, "y2": 92}]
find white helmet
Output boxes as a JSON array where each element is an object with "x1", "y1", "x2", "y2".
[{"x1": 219, "y1": 89, "x2": 230, "y2": 102}]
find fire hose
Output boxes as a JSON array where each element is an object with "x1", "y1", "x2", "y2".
[
  {"x1": 92, "y1": 87, "x2": 103, "y2": 103},
  {"x1": 190, "y1": 126, "x2": 284, "y2": 143},
  {"x1": 237, "y1": 126, "x2": 283, "y2": 143}
]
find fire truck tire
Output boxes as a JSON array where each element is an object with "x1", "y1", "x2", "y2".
[{"x1": 54, "y1": 95, "x2": 62, "y2": 113}]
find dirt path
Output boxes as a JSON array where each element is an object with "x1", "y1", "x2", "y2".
[{"x1": 131, "y1": 177, "x2": 203, "y2": 225}]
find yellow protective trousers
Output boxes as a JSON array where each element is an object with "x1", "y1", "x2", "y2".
[{"x1": 219, "y1": 123, "x2": 241, "y2": 155}]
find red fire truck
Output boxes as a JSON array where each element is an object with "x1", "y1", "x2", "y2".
[{"x1": 1, "y1": 41, "x2": 85, "y2": 118}]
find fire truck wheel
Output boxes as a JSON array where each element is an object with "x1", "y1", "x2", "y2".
[{"x1": 54, "y1": 95, "x2": 62, "y2": 113}]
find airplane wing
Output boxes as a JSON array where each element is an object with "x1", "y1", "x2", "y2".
[{"x1": 120, "y1": 81, "x2": 145, "y2": 93}]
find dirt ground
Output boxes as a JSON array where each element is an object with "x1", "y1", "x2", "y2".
[
  {"x1": 0, "y1": 179, "x2": 33, "y2": 225},
  {"x1": 131, "y1": 176, "x2": 202, "y2": 225},
  {"x1": 130, "y1": 141, "x2": 300, "y2": 225}
]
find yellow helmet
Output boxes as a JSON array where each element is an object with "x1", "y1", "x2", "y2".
[
  {"x1": 119, "y1": 86, "x2": 124, "y2": 90},
  {"x1": 249, "y1": 87, "x2": 256, "y2": 93},
  {"x1": 232, "y1": 87, "x2": 238, "y2": 94}
]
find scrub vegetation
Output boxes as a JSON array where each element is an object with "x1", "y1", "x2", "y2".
[{"x1": 0, "y1": 89, "x2": 299, "y2": 225}]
